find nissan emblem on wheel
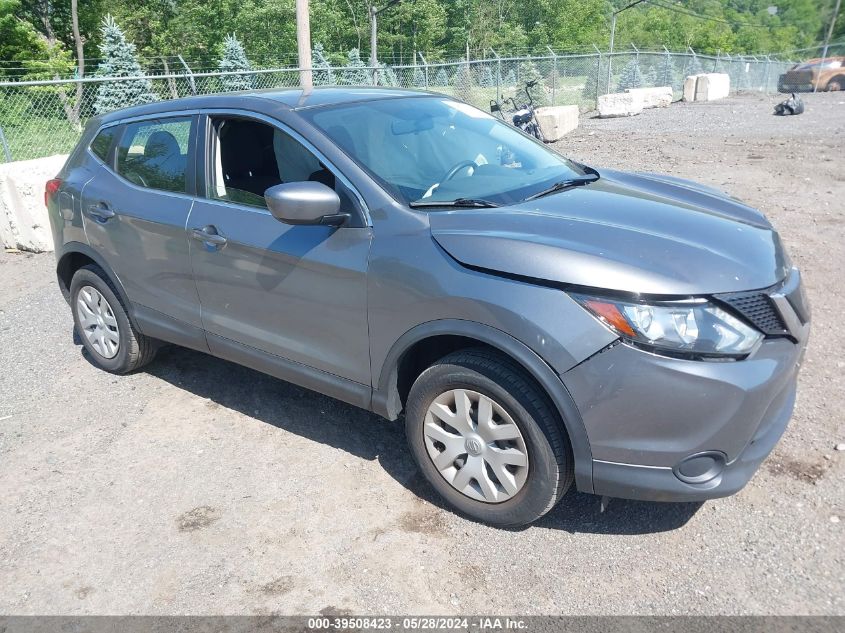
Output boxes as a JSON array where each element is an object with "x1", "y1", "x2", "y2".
[{"x1": 46, "y1": 87, "x2": 810, "y2": 527}]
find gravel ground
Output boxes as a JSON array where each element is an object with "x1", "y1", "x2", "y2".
[{"x1": 0, "y1": 92, "x2": 843, "y2": 616}]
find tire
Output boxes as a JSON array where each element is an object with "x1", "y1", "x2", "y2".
[
  {"x1": 405, "y1": 348, "x2": 573, "y2": 527},
  {"x1": 69, "y1": 264, "x2": 157, "y2": 373},
  {"x1": 826, "y1": 77, "x2": 843, "y2": 92}
]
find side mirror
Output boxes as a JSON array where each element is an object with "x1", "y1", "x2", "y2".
[{"x1": 264, "y1": 182, "x2": 348, "y2": 226}]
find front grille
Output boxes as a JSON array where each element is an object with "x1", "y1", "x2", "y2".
[{"x1": 717, "y1": 291, "x2": 788, "y2": 336}]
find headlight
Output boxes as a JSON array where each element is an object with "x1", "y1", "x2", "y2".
[{"x1": 571, "y1": 293, "x2": 762, "y2": 359}]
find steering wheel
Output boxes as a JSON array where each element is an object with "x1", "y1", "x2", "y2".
[{"x1": 441, "y1": 160, "x2": 478, "y2": 183}]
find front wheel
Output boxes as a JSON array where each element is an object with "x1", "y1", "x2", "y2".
[{"x1": 405, "y1": 349, "x2": 573, "y2": 527}]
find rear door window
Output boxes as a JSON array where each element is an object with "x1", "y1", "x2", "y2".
[{"x1": 116, "y1": 118, "x2": 193, "y2": 194}]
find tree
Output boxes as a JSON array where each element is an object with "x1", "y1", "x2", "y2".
[
  {"x1": 454, "y1": 61, "x2": 474, "y2": 100},
  {"x1": 93, "y1": 15, "x2": 157, "y2": 114},
  {"x1": 342, "y1": 47, "x2": 369, "y2": 85},
  {"x1": 434, "y1": 67, "x2": 449, "y2": 86},
  {"x1": 503, "y1": 68, "x2": 516, "y2": 86},
  {"x1": 219, "y1": 33, "x2": 254, "y2": 91},
  {"x1": 683, "y1": 53, "x2": 704, "y2": 78},
  {"x1": 377, "y1": 62, "x2": 398, "y2": 87},
  {"x1": 617, "y1": 58, "x2": 645, "y2": 91},
  {"x1": 516, "y1": 60, "x2": 548, "y2": 106},
  {"x1": 479, "y1": 65, "x2": 495, "y2": 88},
  {"x1": 644, "y1": 64, "x2": 658, "y2": 87},
  {"x1": 413, "y1": 65, "x2": 426, "y2": 87},
  {"x1": 658, "y1": 54, "x2": 680, "y2": 88},
  {"x1": 312, "y1": 42, "x2": 336, "y2": 85}
]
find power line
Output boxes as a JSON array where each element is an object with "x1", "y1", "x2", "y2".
[{"x1": 645, "y1": 0, "x2": 771, "y2": 29}]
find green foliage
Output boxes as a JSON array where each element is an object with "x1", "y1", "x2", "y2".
[
  {"x1": 644, "y1": 65, "x2": 658, "y2": 87},
  {"x1": 434, "y1": 68, "x2": 449, "y2": 86},
  {"x1": 658, "y1": 54, "x2": 681, "y2": 88},
  {"x1": 377, "y1": 62, "x2": 397, "y2": 87},
  {"x1": 683, "y1": 54, "x2": 705, "y2": 78},
  {"x1": 312, "y1": 43, "x2": 335, "y2": 85},
  {"x1": 413, "y1": 65, "x2": 426, "y2": 87},
  {"x1": 93, "y1": 15, "x2": 157, "y2": 115},
  {"x1": 479, "y1": 65, "x2": 495, "y2": 88},
  {"x1": 0, "y1": 0, "x2": 51, "y2": 77},
  {"x1": 219, "y1": 34, "x2": 254, "y2": 91},
  {"x1": 617, "y1": 58, "x2": 645, "y2": 91},
  {"x1": 515, "y1": 60, "x2": 549, "y2": 105},
  {"x1": 342, "y1": 48, "x2": 369, "y2": 85}
]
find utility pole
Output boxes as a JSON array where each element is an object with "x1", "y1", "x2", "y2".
[
  {"x1": 815, "y1": 0, "x2": 842, "y2": 92},
  {"x1": 607, "y1": 0, "x2": 646, "y2": 94},
  {"x1": 296, "y1": 0, "x2": 313, "y2": 89},
  {"x1": 370, "y1": 0, "x2": 403, "y2": 83}
]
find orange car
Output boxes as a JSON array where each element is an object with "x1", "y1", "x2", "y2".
[{"x1": 778, "y1": 56, "x2": 845, "y2": 92}]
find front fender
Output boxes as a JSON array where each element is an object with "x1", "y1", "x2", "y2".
[{"x1": 373, "y1": 318, "x2": 597, "y2": 493}]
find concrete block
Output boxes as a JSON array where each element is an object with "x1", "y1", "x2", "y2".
[
  {"x1": 534, "y1": 105, "x2": 579, "y2": 141},
  {"x1": 0, "y1": 154, "x2": 67, "y2": 253},
  {"x1": 597, "y1": 92, "x2": 643, "y2": 118},
  {"x1": 695, "y1": 73, "x2": 730, "y2": 101},
  {"x1": 625, "y1": 86, "x2": 673, "y2": 108},
  {"x1": 683, "y1": 74, "x2": 702, "y2": 102}
]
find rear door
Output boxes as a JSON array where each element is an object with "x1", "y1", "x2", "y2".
[
  {"x1": 186, "y1": 111, "x2": 372, "y2": 386},
  {"x1": 81, "y1": 115, "x2": 206, "y2": 346}
]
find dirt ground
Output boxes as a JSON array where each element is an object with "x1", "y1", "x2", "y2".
[{"x1": 0, "y1": 92, "x2": 843, "y2": 615}]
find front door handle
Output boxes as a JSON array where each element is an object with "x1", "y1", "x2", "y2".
[
  {"x1": 87, "y1": 202, "x2": 115, "y2": 221},
  {"x1": 190, "y1": 226, "x2": 228, "y2": 247}
]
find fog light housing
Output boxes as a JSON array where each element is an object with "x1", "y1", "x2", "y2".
[{"x1": 673, "y1": 451, "x2": 726, "y2": 484}]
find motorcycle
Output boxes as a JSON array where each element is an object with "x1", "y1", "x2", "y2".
[{"x1": 490, "y1": 79, "x2": 545, "y2": 141}]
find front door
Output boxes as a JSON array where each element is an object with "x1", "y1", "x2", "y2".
[{"x1": 187, "y1": 113, "x2": 372, "y2": 387}]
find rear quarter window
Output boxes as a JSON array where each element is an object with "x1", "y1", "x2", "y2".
[{"x1": 90, "y1": 126, "x2": 118, "y2": 162}]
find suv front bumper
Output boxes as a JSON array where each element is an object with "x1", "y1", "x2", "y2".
[{"x1": 563, "y1": 289, "x2": 809, "y2": 502}]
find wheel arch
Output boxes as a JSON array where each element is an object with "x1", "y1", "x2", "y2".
[
  {"x1": 56, "y1": 242, "x2": 139, "y2": 329},
  {"x1": 373, "y1": 319, "x2": 595, "y2": 492}
]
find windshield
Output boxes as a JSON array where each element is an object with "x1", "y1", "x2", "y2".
[{"x1": 302, "y1": 96, "x2": 589, "y2": 207}]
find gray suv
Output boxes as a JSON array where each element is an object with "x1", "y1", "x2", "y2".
[{"x1": 46, "y1": 88, "x2": 810, "y2": 526}]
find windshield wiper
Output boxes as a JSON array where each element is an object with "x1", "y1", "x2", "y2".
[
  {"x1": 409, "y1": 197, "x2": 500, "y2": 208},
  {"x1": 523, "y1": 173, "x2": 600, "y2": 201}
]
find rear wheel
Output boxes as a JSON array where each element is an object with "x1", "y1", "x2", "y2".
[
  {"x1": 405, "y1": 349, "x2": 573, "y2": 527},
  {"x1": 826, "y1": 77, "x2": 844, "y2": 92},
  {"x1": 70, "y1": 264, "x2": 157, "y2": 373}
]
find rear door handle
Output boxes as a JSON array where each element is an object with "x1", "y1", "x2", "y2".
[
  {"x1": 190, "y1": 226, "x2": 227, "y2": 247},
  {"x1": 87, "y1": 202, "x2": 115, "y2": 221}
]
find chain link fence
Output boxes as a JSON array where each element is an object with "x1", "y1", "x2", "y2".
[{"x1": 0, "y1": 49, "x2": 798, "y2": 163}]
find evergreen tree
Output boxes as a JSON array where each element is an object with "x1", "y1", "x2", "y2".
[
  {"x1": 479, "y1": 65, "x2": 495, "y2": 88},
  {"x1": 515, "y1": 60, "x2": 548, "y2": 106},
  {"x1": 218, "y1": 33, "x2": 254, "y2": 91},
  {"x1": 616, "y1": 58, "x2": 645, "y2": 92},
  {"x1": 312, "y1": 43, "x2": 336, "y2": 86},
  {"x1": 342, "y1": 48, "x2": 370, "y2": 85},
  {"x1": 454, "y1": 62, "x2": 474, "y2": 99},
  {"x1": 683, "y1": 54, "x2": 704, "y2": 78},
  {"x1": 94, "y1": 15, "x2": 157, "y2": 114},
  {"x1": 658, "y1": 55, "x2": 680, "y2": 88},
  {"x1": 503, "y1": 68, "x2": 516, "y2": 86},
  {"x1": 581, "y1": 57, "x2": 608, "y2": 103},
  {"x1": 644, "y1": 65, "x2": 658, "y2": 87},
  {"x1": 377, "y1": 62, "x2": 398, "y2": 87},
  {"x1": 413, "y1": 65, "x2": 426, "y2": 88},
  {"x1": 434, "y1": 68, "x2": 449, "y2": 86}
]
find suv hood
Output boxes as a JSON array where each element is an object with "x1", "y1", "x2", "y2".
[{"x1": 429, "y1": 169, "x2": 789, "y2": 295}]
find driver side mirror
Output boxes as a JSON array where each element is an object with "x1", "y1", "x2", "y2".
[{"x1": 264, "y1": 182, "x2": 348, "y2": 226}]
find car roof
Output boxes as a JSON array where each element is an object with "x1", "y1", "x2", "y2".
[{"x1": 96, "y1": 86, "x2": 439, "y2": 125}]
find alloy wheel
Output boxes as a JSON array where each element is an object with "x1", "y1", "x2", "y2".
[
  {"x1": 423, "y1": 388, "x2": 529, "y2": 503},
  {"x1": 76, "y1": 285, "x2": 120, "y2": 359}
]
